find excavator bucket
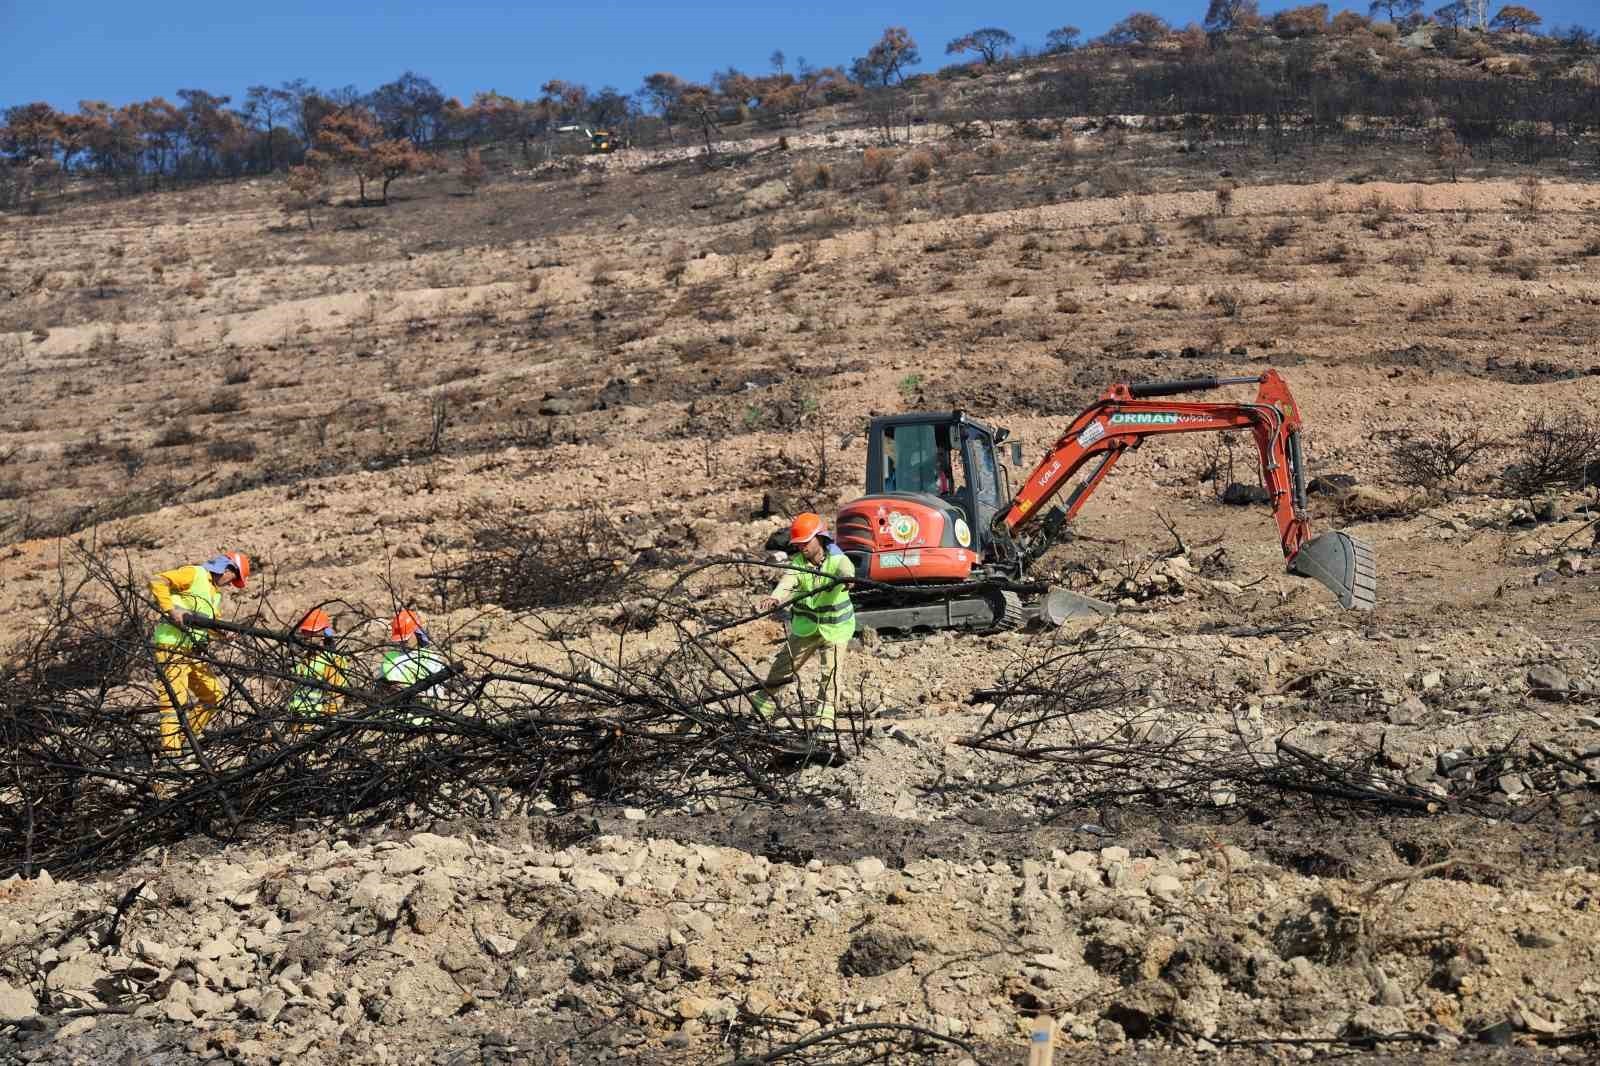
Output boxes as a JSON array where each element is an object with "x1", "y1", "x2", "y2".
[{"x1": 1289, "y1": 532, "x2": 1377, "y2": 610}]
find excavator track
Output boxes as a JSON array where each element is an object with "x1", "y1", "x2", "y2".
[
  {"x1": 855, "y1": 583, "x2": 1034, "y2": 638},
  {"x1": 986, "y1": 589, "x2": 1025, "y2": 632}
]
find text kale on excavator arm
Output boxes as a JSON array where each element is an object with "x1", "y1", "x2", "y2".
[{"x1": 993, "y1": 371, "x2": 1376, "y2": 609}]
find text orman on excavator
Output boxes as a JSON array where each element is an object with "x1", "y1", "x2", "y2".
[{"x1": 832, "y1": 370, "x2": 1376, "y2": 634}]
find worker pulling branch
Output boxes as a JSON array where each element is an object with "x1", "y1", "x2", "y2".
[
  {"x1": 751, "y1": 513, "x2": 856, "y2": 731},
  {"x1": 148, "y1": 551, "x2": 250, "y2": 752},
  {"x1": 287, "y1": 609, "x2": 348, "y2": 723},
  {"x1": 379, "y1": 609, "x2": 450, "y2": 701}
]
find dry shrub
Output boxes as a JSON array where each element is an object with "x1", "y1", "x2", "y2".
[
  {"x1": 1382, "y1": 423, "x2": 1501, "y2": 496},
  {"x1": 153, "y1": 425, "x2": 197, "y2": 448},
  {"x1": 1501, "y1": 412, "x2": 1600, "y2": 495},
  {"x1": 1407, "y1": 290, "x2": 1455, "y2": 320},
  {"x1": 1335, "y1": 485, "x2": 1423, "y2": 521},
  {"x1": 791, "y1": 161, "x2": 831, "y2": 192},
  {"x1": 1055, "y1": 293, "x2": 1083, "y2": 314},
  {"x1": 182, "y1": 274, "x2": 206, "y2": 298},
  {"x1": 1492, "y1": 256, "x2": 1541, "y2": 280},
  {"x1": 861, "y1": 147, "x2": 896, "y2": 184},
  {"x1": 1582, "y1": 233, "x2": 1600, "y2": 258},
  {"x1": 223, "y1": 358, "x2": 251, "y2": 385},
  {"x1": 1389, "y1": 246, "x2": 1426, "y2": 271},
  {"x1": 1307, "y1": 189, "x2": 1332, "y2": 222},
  {"x1": 877, "y1": 185, "x2": 901, "y2": 213},
  {"x1": 1360, "y1": 193, "x2": 1396, "y2": 227},
  {"x1": 1508, "y1": 174, "x2": 1545, "y2": 217},
  {"x1": 1262, "y1": 221, "x2": 1298, "y2": 248},
  {"x1": 1207, "y1": 287, "x2": 1244, "y2": 317},
  {"x1": 1214, "y1": 182, "x2": 1236, "y2": 216},
  {"x1": 1493, "y1": 237, "x2": 1515, "y2": 258},
  {"x1": 202, "y1": 391, "x2": 243, "y2": 415},
  {"x1": 905, "y1": 150, "x2": 935, "y2": 184},
  {"x1": 206, "y1": 438, "x2": 258, "y2": 463}
]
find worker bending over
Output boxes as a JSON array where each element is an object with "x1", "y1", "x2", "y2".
[
  {"x1": 379, "y1": 610, "x2": 450, "y2": 700},
  {"x1": 751, "y1": 513, "x2": 856, "y2": 730},
  {"x1": 287, "y1": 609, "x2": 347, "y2": 722},
  {"x1": 148, "y1": 552, "x2": 250, "y2": 752}
]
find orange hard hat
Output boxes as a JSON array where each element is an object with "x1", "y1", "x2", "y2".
[
  {"x1": 224, "y1": 551, "x2": 250, "y2": 588},
  {"x1": 789, "y1": 513, "x2": 825, "y2": 545},
  {"x1": 297, "y1": 608, "x2": 334, "y2": 635},
  {"x1": 391, "y1": 609, "x2": 425, "y2": 641}
]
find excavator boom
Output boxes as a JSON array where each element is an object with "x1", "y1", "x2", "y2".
[{"x1": 997, "y1": 371, "x2": 1376, "y2": 610}]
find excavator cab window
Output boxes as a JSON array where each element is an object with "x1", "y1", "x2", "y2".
[{"x1": 882, "y1": 424, "x2": 958, "y2": 496}]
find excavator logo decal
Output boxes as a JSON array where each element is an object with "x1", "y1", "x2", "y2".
[
  {"x1": 887, "y1": 512, "x2": 920, "y2": 545},
  {"x1": 1110, "y1": 412, "x2": 1180, "y2": 425},
  {"x1": 1076, "y1": 421, "x2": 1106, "y2": 448}
]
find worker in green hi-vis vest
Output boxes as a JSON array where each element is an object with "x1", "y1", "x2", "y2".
[{"x1": 751, "y1": 513, "x2": 856, "y2": 731}]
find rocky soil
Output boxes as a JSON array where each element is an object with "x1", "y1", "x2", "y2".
[{"x1": 2, "y1": 112, "x2": 1600, "y2": 1064}]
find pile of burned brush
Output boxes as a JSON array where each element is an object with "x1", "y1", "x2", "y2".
[
  {"x1": 426, "y1": 510, "x2": 650, "y2": 611},
  {"x1": 0, "y1": 554, "x2": 838, "y2": 881},
  {"x1": 955, "y1": 635, "x2": 1592, "y2": 823}
]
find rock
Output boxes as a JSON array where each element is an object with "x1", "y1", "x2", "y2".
[
  {"x1": 405, "y1": 870, "x2": 454, "y2": 934},
  {"x1": 622, "y1": 808, "x2": 647, "y2": 822},
  {"x1": 1419, "y1": 670, "x2": 1443, "y2": 691},
  {"x1": 683, "y1": 945, "x2": 713, "y2": 978},
  {"x1": 1095, "y1": 1019, "x2": 1127, "y2": 1043},
  {"x1": 677, "y1": 995, "x2": 714, "y2": 1020},
  {"x1": 839, "y1": 929, "x2": 927, "y2": 977},
  {"x1": 254, "y1": 989, "x2": 287, "y2": 1024},
  {"x1": 1307, "y1": 473, "x2": 1358, "y2": 496},
  {"x1": 54, "y1": 1016, "x2": 97, "y2": 1041},
  {"x1": 567, "y1": 868, "x2": 619, "y2": 898},
  {"x1": 351, "y1": 872, "x2": 406, "y2": 923},
  {"x1": 539, "y1": 395, "x2": 588, "y2": 416},
  {"x1": 1148, "y1": 875, "x2": 1184, "y2": 904},
  {"x1": 1104, "y1": 980, "x2": 1180, "y2": 1038},
  {"x1": 1344, "y1": 1004, "x2": 1407, "y2": 1038},
  {"x1": 1221, "y1": 482, "x2": 1270, "y2": 506},
  {"x1": 852, "y1": 857, "x2": 886, "y2": 882},
  {"x1": 1387, "y1": 693, "x2": 1427, "y2": 725},
  {"x1": 45, "y1": 958, "x2": 107, "y2": 993},
  {"x1": 1528, "y1": 665, "x2": 1570, "y2": 694},
  {"x1": 1497, "y1": 773, "x2": 1528, "y2": 798},
  {"x1": 0, "y1": 980, "x2": 38, "y2": 1023},
  {"x1": 188, "y1": 983, "x2": 226, "y2": 1017}
]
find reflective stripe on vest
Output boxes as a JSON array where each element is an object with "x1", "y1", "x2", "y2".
[
  {"x1": 788, "y1": 552, "x2": 855, "y2": 642},
  {"x1": 152, "y1": 568, "x2": 221, "y2": 648}
]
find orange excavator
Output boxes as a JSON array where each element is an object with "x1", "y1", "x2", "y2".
[{"x1": 834, "y1": 370, "x2": 1375, "y2": 633}]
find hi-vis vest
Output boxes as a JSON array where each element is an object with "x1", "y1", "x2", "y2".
[
  {"x1": 379, "y1": 647, "x2": 449, "y2": 694},
  {"x1": 152, "y1": 567, "x2": 221, "y2": 649},
  {"x1": 288, "y1": 651, "x2": 346, "y2": 716},
  {"x1": 787, "y1": 550, "x2": 856, "y2": 643}
]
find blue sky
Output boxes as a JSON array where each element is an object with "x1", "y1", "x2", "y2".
[{"x1": 4, "y1": 0, "x2": 1594, "y2": 112}]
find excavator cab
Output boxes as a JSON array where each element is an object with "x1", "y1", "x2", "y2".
[
  {"x1": 837, "y1": 412, "x2": 1021, "y2": 583},
  {"x1": 590, "y1": 130, "x2": 617, "y2": 153}
]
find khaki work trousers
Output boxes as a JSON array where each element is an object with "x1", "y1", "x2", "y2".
[
  {"x1": 751, "y1": 632, "x2": 845, "y2": 725},
  {"x1": 155, "y1": 647, "x2": 224, "y2": 753}
]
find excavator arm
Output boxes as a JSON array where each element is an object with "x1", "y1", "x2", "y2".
[{"x1": 995, "y1": 371, "x2": 1376, "y2": 609}]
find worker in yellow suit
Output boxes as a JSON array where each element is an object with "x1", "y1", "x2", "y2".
[
  {"x1": 751, "y1": 513, "x2": 856, "y2": 731},
  {"x1": 148, "y1": 552, "x2": 250, "y2": 752}
]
